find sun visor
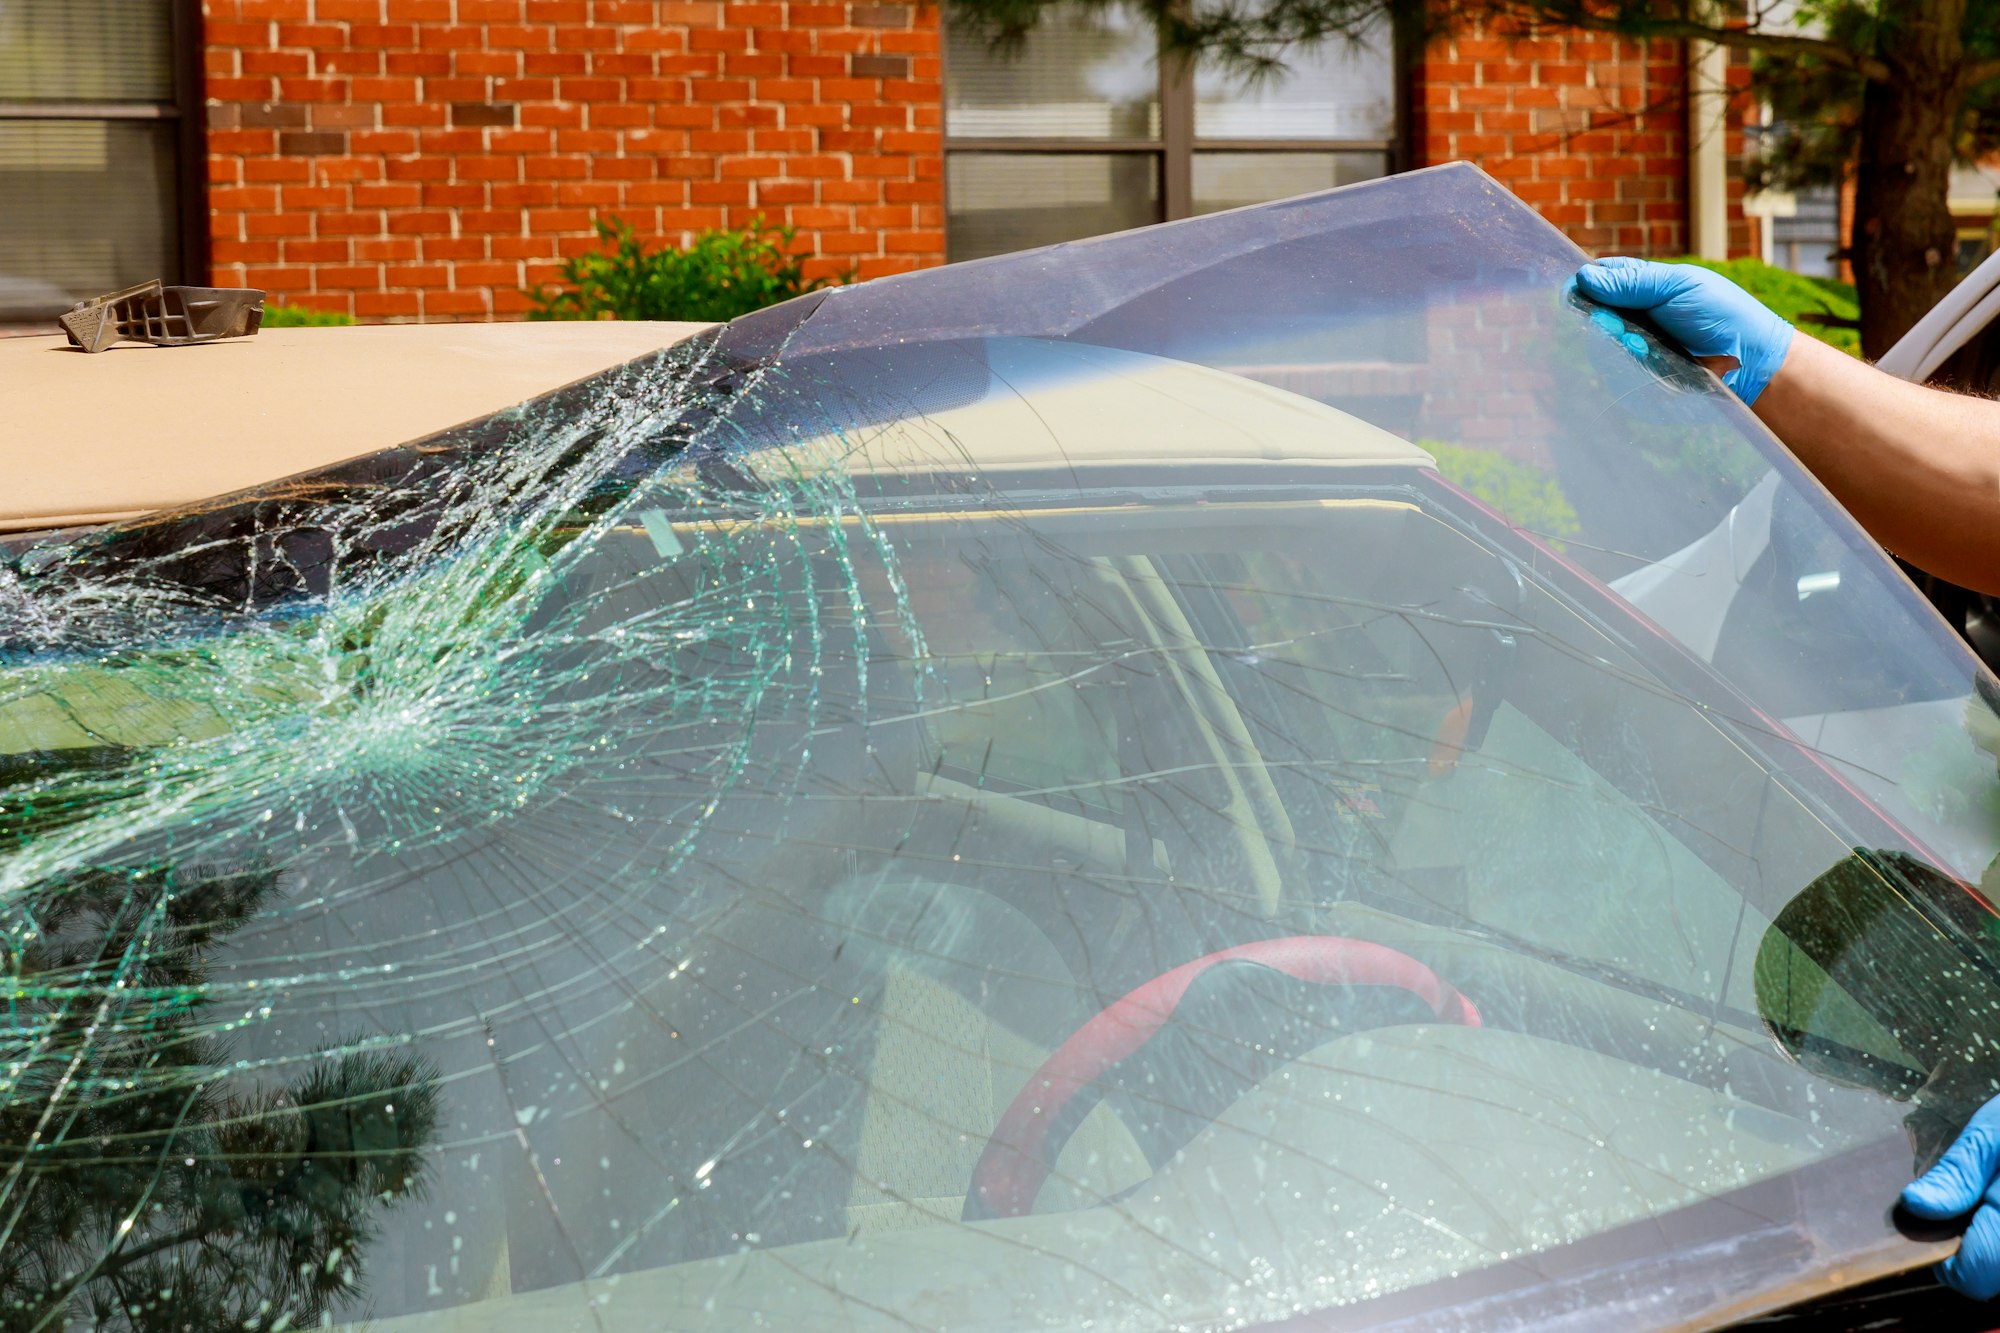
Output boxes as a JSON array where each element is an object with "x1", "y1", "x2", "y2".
[{"x1": 733, "y1": 336, "x2": 1435, "y2": 482}]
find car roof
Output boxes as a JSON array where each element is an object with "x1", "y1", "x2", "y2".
[
  {"x1": 0, "y1": 320, "x2": 709, "y2": 533},
  {"x1": 2, "y1": 319, "x2": 1432, "y2": 539}
]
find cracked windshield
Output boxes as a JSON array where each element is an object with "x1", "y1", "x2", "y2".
[{"x1": 9, "y1": 165, "x2": 2000, "y2": 1332}]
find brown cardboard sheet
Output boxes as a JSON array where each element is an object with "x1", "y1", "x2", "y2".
[{"x1": 0, "y1": 320, "x2": 708, "y2": 532}]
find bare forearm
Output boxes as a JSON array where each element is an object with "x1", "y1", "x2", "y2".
[{"x1": 1752, "y1": 333, "x2": 2000, "y2": 594}]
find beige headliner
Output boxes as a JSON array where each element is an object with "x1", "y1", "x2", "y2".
[
  {"x1": 744, "y1": 337, "x2": 1435, "y2": 482},
  {"x1": 0, "y1": 320, "x2": 708, "y2": 533}
]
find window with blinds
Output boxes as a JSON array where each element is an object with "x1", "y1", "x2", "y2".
[
  {"x1": 0, "y1": 0, "x2": 199, "y2": 322},
  {"x1": 944, "y1": 6, "x2": 1398, "y2": 262}
]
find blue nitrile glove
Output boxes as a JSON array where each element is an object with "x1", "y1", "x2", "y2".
[
  {"x1": 1574, "y1": 257, "x2": 1795, "y2": 405},
  {"x1": 1903, "y1": 1096, "x2": 2000, "y2": 1299}
]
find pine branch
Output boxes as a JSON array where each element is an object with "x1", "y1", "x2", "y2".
[
  {"x1": 957, "y1": 0, "x2": 1901, "y2": 83},
  {"x1": 72, "y1": 1221, "x2": 212, "y2": 1286},
  {"x1": 1490, "y1": 0, "x2": 1892, "y2": 80}
]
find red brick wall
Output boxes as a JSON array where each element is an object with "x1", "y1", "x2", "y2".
[
  {"x1": 1412, "y1": 27, "x2": 1757, "y2": 259},
  {"x1": 202, "y1": 0, "x2": 945, "y2": 321}
]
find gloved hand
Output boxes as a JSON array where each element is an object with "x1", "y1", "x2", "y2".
[
  {"x1": 1903, "y1": 1095, "x2": 2000, "y2": 1299},
  {"x1": 1573, "y1": 257, "x2": 1795, "y2": 405}
]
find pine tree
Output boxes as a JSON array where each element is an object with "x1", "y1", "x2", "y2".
[
  {"x1": 0, "y1": 859, "x2": 440, "y2": 1332},
  {"x1": 947, "y1": 0, "x2": 2000, "y2": 356}
]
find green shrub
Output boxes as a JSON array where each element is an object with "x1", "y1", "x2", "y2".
[
  {"x1": 261, "y1": 303, "x2": 356, "y2": 327},
  {"x1": 527, "y1": 216, "x2": 845, "y2": 323},
  {"x1": 1665, "y1": 256, "x2": 1861, "y2": 357},
  {"x1": 1426, "y1": 441, "x2": 1581, "y2": 542}
]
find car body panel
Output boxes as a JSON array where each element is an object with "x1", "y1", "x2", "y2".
[{"x1": 1878, "y1": 244, "x2": 2000, "y2": 385}]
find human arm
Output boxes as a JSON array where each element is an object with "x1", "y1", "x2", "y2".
[
  {"x1": 1576, "y1": 259, "x2": 2000, "y2": 596},
  {"x1": 1754, "y1": 334, "x2": 2000, "y2": 594}
]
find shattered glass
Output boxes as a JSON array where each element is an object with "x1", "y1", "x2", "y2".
[{"x1": 6, "y1": 163, "x2": 2000, "y2": 1331}]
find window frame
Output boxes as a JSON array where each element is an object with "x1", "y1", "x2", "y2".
[
  {"x1": 0, "y1": 0, "x2": 208, "y2": 302},
  {"x1": 941, "y1": 12, "x2": 1411, "y2": 248}
]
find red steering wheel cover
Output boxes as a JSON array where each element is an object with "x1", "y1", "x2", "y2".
[{"x1": 967, "y1": 935, "x2": 1481, "y2": 1219}]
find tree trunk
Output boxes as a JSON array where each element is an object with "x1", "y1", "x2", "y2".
[{"x1": 1849, "y1": 0, "x2": 1965, "y2": 359}]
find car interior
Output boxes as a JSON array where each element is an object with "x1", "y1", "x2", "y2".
[{"x1": 295, "y1": 466, "x2": 1992, "y2": 1330}]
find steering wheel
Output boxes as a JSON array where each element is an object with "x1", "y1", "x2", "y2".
[{"x1": 963, "y1": 935, "x2": 1481, "y2": 1221}]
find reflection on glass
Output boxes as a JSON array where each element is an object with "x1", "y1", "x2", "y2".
[
  {"x1": 6, "y1": 165, "x2": 2000, "y2": 1331},
  {"x1": 946, "y1": 151, "x2": 1159, "y2": 260},
  {"x1": 0, "y1": 119, "x2": 179, "y2": 319},
  {"x1": 1191, "y1": 149, "x2": 1388, "y2": 214},
  {"x1": 1192, "y1": 26, "x2": 1395, "y2": 140},
  {"x1": 945, "y1": 5, "x2": 1159, "y2": 140},
  {"x1": 0, "y1": 850, "x2": 439, "y2": 1331}
]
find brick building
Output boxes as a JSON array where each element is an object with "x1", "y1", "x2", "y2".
[
  {"x1": 0, "y1": 0, "x2": 1756, "y2": 323},
  {"x1": 1415, "y1": 27, "x2": 1755, "y2": 259}
]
